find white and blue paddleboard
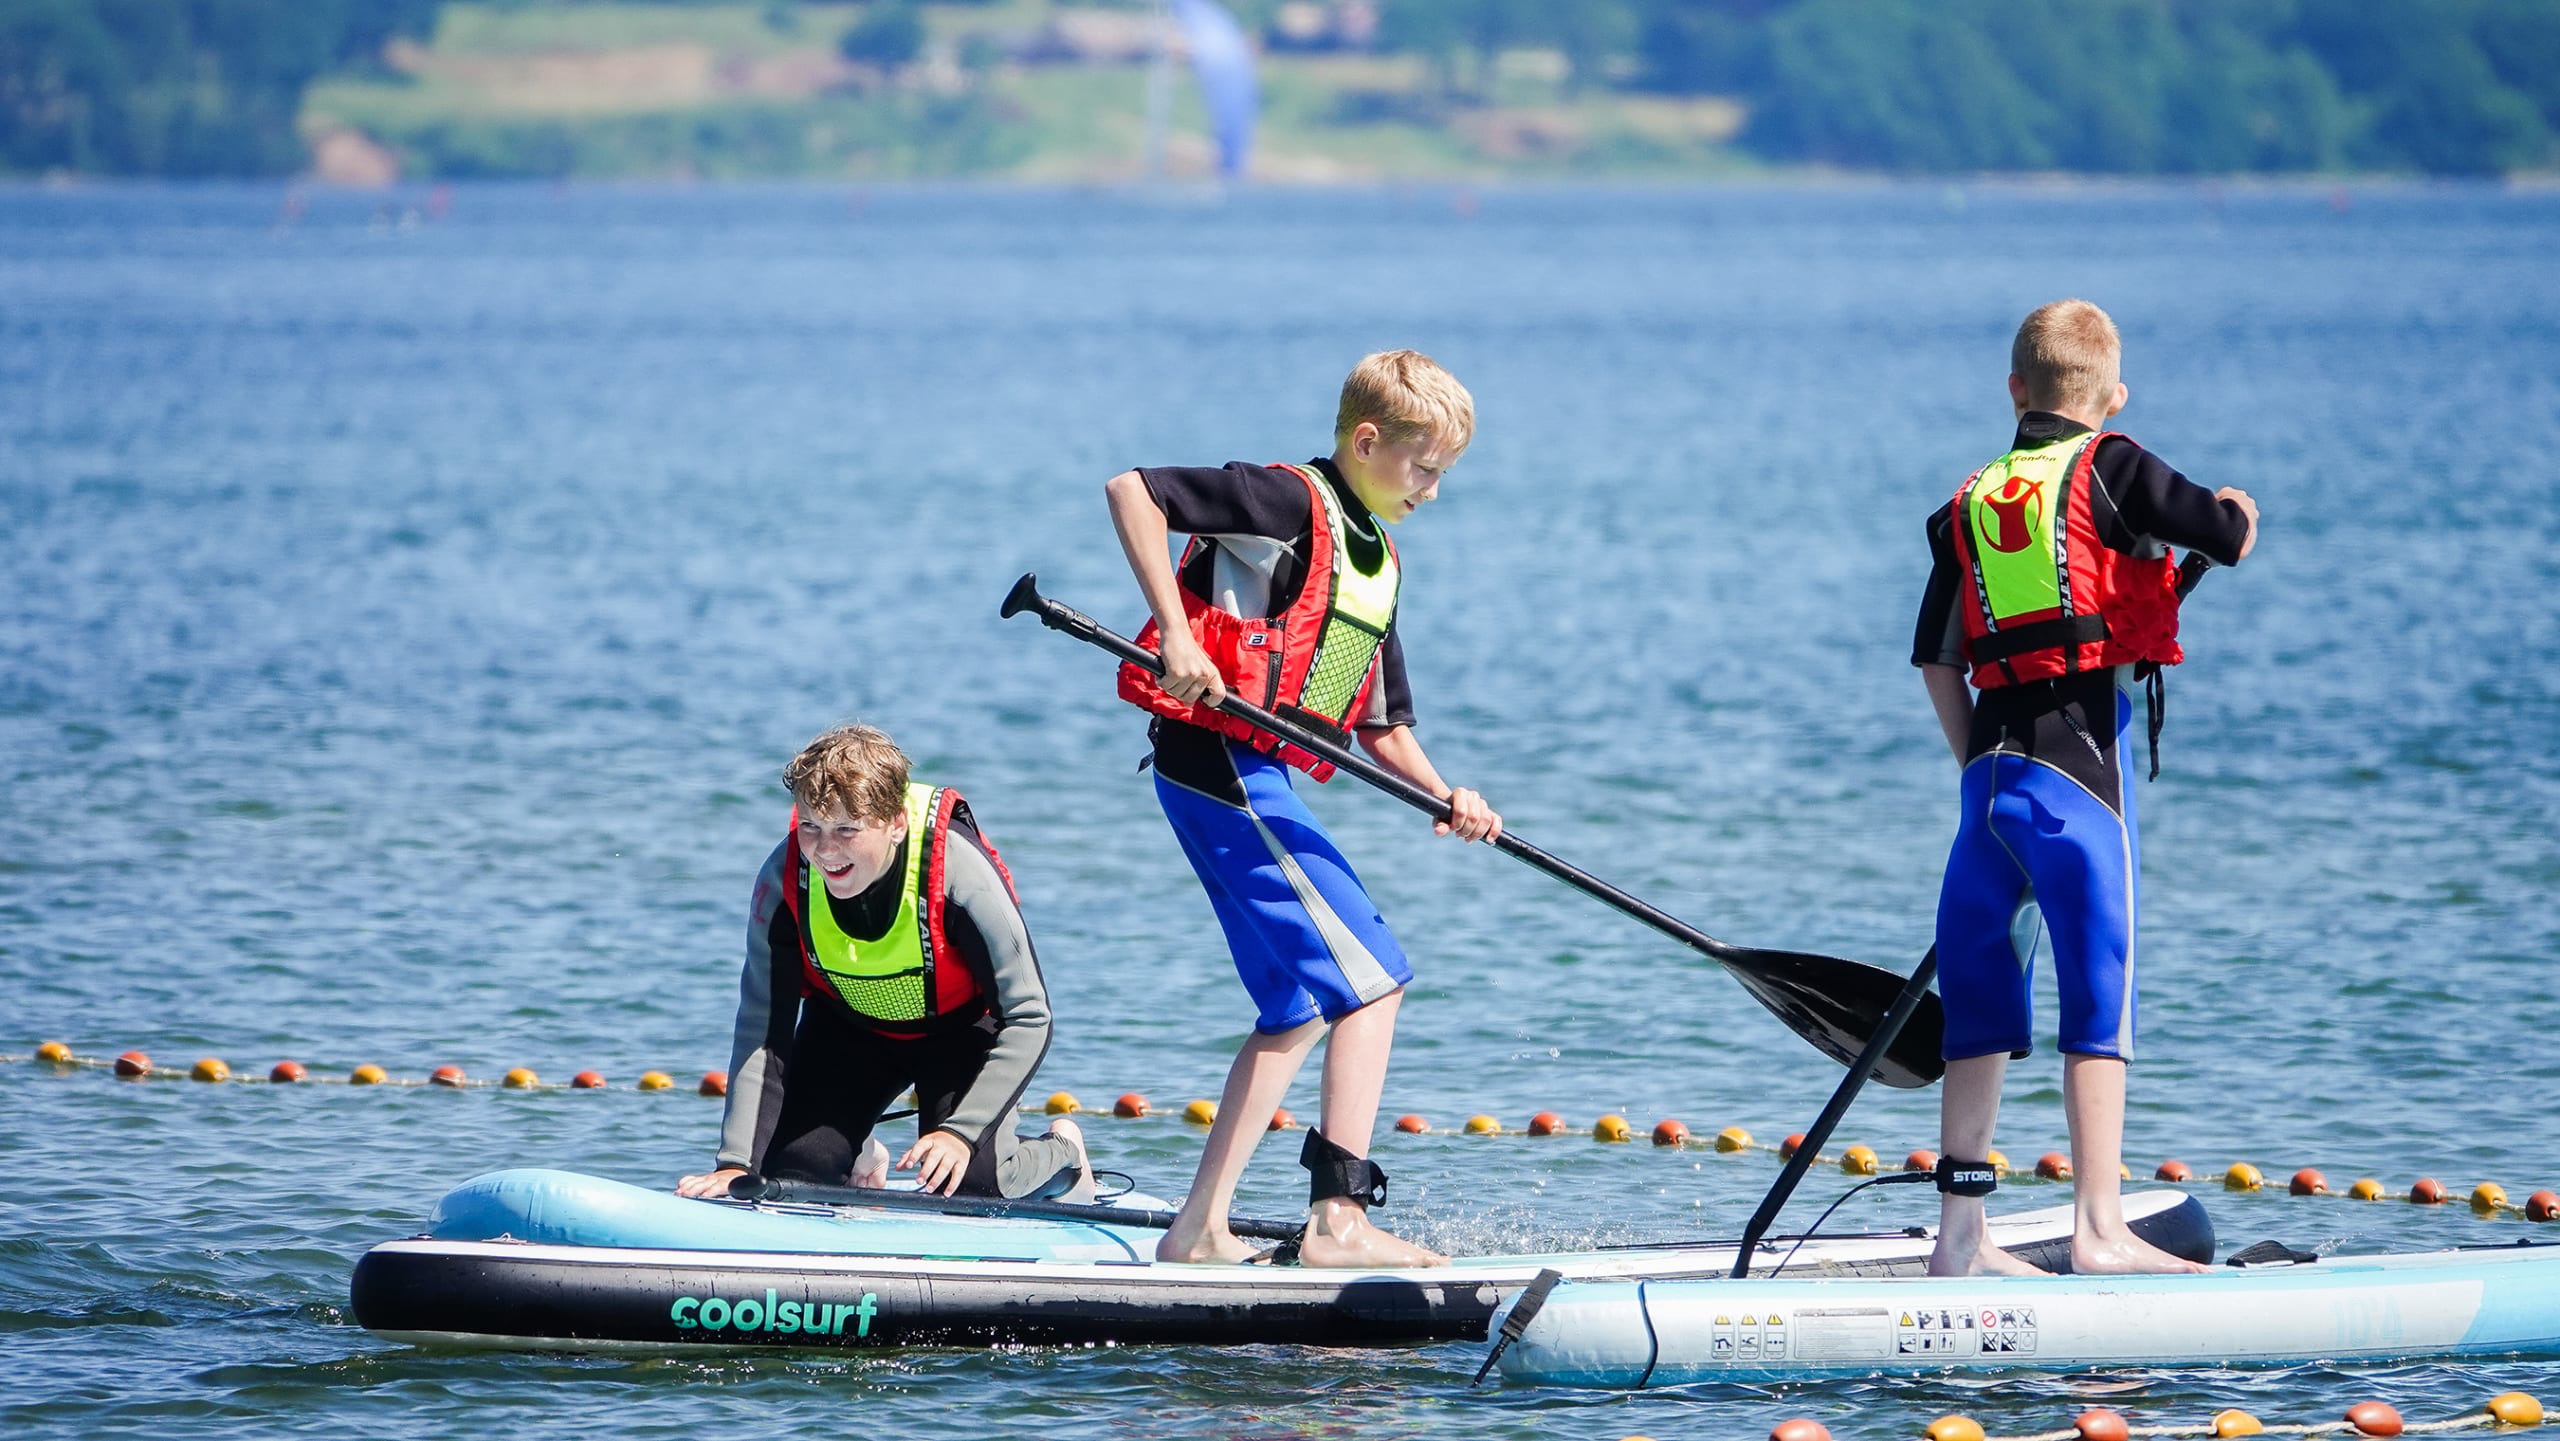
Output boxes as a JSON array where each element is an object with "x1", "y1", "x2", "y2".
[
  {"x1": 352, "y1": 1168, "x2": 2210, "y2": 1352},
  {"x1": 1493, "y1": 1240, "x2": 2560, "y2": 1386}
]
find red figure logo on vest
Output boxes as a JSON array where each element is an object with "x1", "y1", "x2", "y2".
[{"x1": 1981, "y1": 476, "x2": 2042, "y2": 553}]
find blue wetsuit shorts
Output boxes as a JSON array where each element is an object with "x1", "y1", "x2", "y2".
[
  {"x1": 1154, "y1": 737, "x2": 1412, "y2": 1034},
  {"x1": 1934, "y1": 676, "x2": 2143, "y2": 1062}
]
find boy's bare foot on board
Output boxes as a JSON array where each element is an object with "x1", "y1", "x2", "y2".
[
  {"x1": 1929, "y1": 1231, "x2": 2050, "y2": 1278},
  {"x1": 2073, "y1": 1230, "x2": 2210, "y2": 1274},
  {"x1": 1156, "y1": 1218, "x2": 1260, "y2": 1265},
  {"x1": 1296, "y1": 1199, "x2": 1446, "y2": 1268}
]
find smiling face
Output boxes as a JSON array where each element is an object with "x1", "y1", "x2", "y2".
[
  {"x1": 1338, "y1": 423, "x2": 1462, "y2": 524},
  {"x1": 796, "y1": 806, "x2": 910, "y2": 899}
]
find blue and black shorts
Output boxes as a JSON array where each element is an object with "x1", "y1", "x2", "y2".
[{"x1": 1154, "y1": 736, "x2": 1412, "y2": 1035}]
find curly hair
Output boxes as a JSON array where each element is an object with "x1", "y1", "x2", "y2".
[{"x1": 781, "y1": 723, "x2": 910, "y2": 822}]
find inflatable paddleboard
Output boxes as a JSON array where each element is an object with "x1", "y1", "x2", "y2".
[
  {"x1": 1493, "y1": 1239, "x2": 2560, "y2": 1385},
  {"x1": 351, "y1": 1169, "x2": 2210, "y2": 1351}
]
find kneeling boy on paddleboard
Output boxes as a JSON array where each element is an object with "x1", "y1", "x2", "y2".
[
  {"x1": 678, "y1": 724, "x2": 1093, "y2": 1202},
  {"x1": 1914, "y1": 300, "x2": 2258, "y2": 1276},
  {"x1": 1102, "y1": 349, "x2": 1501, "y2": 1267}
]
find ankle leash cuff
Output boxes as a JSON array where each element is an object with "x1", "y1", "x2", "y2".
[
  {"x1": 1935, "y1": 1156, "x2": 2000, "y2": 1196},
  {"x1": 1300, "y1": 1127, "x2": 1389, "y2": 1209}
]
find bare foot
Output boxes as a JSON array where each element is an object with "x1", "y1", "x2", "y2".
[
  {"x1": 853, "y1": 1137, "x2": 891, "y2": 1189},
  {"x1": 1929, "y1": 1234, "x2": 2051, "y2": 1277},
  {"x1": 1155, "y1": 1221, "x2": 1260, "y2": 1264},
  {"x1": 1295, "y1": 1199, "x2": 1447, "y2": 1269},
  {"x1": 1050, "y1": 1117, "x2": 1098, "y2": 1204},
  {"x1": 2073, "y1": 1230, "x2": 2211, "y2": 1274}
]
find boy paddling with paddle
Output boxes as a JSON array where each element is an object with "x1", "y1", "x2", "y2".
[
  {"x1": 678, "y1": 724, "x2": 1094, "y2": 1204},
  {"x1": 1103, "y1": 350, "x2": 1501, "y2": 1267},
  {"x1": 1915, "y1": 300, "x2": 2258, "y2": 1276}
]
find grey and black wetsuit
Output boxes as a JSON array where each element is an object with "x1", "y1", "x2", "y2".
[{"x1": 714, "y1": 807, "x2": 1079, "y2": 1199}]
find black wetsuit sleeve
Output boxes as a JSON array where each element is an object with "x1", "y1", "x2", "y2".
[
  {"x1": 716, "y1": 839, "x2": 803, "y2": 1173},
  {"x1": 932, "y1": 819, "x2": 1051, "y2": 1142},
  {"x1": 1138, "y1": 462, "x2": 1318, "y2": 544},
  {"x1": 1357, "y1": 626, "x2": 1417, "y2": 731},
  {"x1": 2091, "y1": 437, "x2": 2251, "y2": 564},
  {"x1": 1911, "y1": 501, "x2": 1968, "y2": 669}
]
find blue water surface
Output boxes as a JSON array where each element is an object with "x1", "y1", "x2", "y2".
[{"x1": 3, "y1": 181, "x2": 2556, "y2": 1439}]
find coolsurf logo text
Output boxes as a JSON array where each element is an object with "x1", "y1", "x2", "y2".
[{"x1": 670, "y1": 1289, "x2": 877, "y2": 1337}]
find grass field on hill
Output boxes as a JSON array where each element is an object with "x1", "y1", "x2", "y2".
[{"x1": 300, "y1": 1, "x2": 1751, "y2": 181}]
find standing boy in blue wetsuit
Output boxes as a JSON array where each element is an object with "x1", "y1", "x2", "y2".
[
  {"x1": 1103, "y1": 350, "x2": 1502, "y2": 1267},
  {"x1": 1913, "y1": 300, "x2": 2259, "y2": 1276}
]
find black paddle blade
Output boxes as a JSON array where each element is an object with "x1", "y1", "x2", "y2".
[{"x1": 1721, "y1": 948, "x2": 1945, "y2": 1087}]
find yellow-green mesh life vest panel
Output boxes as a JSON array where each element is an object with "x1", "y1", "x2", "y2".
[
  {"x1": 1962, "y1": 436, "x2": 2093, "y2": 624},
  {"x1": 1286, "y1": 464, "x2": 1401, "y2": 726},
  {"x1": 805, "y1": 782, "x2": 936, "y2": 1024}
]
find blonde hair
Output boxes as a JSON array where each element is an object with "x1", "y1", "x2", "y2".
[
  {"x1": 2011, "y1": 300, "x2": 2122, "y2": 412},
  {"x1": 1335, "y1": 349, "x2": 1474, "y2": 452},
  {"x1": 781, "y1": 723, "x2": 910, "y2": 822}
]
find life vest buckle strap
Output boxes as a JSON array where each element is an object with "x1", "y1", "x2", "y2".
[{"x1": 1971, "y1": 612, "x2": 2108, "y2": 664}]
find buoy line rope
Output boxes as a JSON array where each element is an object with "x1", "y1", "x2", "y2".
[{"x1": 11, "y1": 1047, "x2": 2556, "y2": 1223}]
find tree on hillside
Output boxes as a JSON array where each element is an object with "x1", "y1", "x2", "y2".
[
  {"x1": 1635, "y1": 0, "x2": 2541, "y2": 175},
  {"x1": 839, "y1": 2, "x2": 925, "y2": 69},
  {"x1": 2285, "y1": 0, "x2": 2552, "y2": 173},
  {"x1": 0, "y1": 0, "x2": 439, "y2": 176}
]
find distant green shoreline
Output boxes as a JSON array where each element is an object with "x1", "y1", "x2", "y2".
[{"x1": 10, "y1": 1, "x2": 2555, "y2": 184}]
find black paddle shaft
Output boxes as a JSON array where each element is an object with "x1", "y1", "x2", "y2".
[
  {"x1": 1728, "y1": 949, "x2": 1940, "y2": 1276},
  {"x1": 1000, "y1": 573, "x2": 1945, "y2": 1087},
  {"x1": 732, "y1": 1173, "x2": 1306, "y2": 1242}
]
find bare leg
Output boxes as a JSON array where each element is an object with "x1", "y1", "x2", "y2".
[
  {"x1": 2065, "y1": 1053, "x2": 2210, "y2": 1274},
  {"x1": 1296, "y1": 991, "x2": 1446, "y2": 1268},
  {"x1": 1156, "y1": 1018, "x2": 1324, "y2": 1263},
  {"x1": 1930, "y1": 1052, "x2": 2046, "y2": 1277}
]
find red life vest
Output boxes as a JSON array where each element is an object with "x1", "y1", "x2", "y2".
[
  {"x1": 1118, "y1": 463, "x2": 1400, "y2": 782},
  {"x1": 780, "y1": 786, "x2": 1019, "y2": 1036},
  {"x1": 1949, "y1": 432, "x2": 2184, "y2": 689}
]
